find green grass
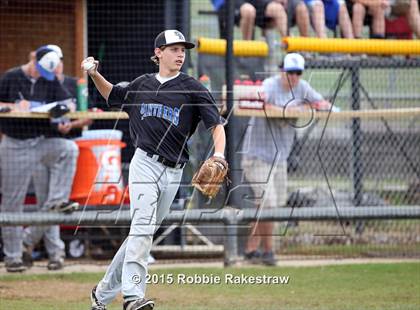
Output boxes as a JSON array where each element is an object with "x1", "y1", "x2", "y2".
[
  {"x1": 280, "y1": 244, "x2": 420, "y2": 258},
  {"x1": 1, "y1": 263, "x2": 419, "y2": 310}
]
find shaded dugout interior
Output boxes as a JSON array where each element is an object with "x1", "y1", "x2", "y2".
[{"x1": 87, "y1": 1, "x2": 190, "y2": 163}]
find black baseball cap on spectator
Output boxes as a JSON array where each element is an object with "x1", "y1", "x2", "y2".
[{"x1": 154, "y1": 30, "x2": 195, "y2": 49}]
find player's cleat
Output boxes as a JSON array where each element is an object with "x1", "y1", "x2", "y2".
[
  {"x1": 91, "y1": 285, "x2": 107, "y2": 310},
  {"x1": 123, "y1": 298, "x2": 155, "y2": 310},
  {"x1": 244, "y1": 250, "x2": 262, "y2": 264},
  {"x1": 47, "y1": 257, "x2": 64, "y2": 270},
  {"x1": 5, "y1": 261, "x2": 27, "y2": 273},
  {"x1": 261, "y1": 251, "x2": 277, "y2": 266},
  {"x1": 49, "y1": 201, "x2": 79, "y2": 213}
]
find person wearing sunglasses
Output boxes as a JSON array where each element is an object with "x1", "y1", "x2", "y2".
[{"x1": 241, "y1": 53, "x2": 333, "y2": 265}]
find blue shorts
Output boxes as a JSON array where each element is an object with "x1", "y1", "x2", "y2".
[
  {"x1": 323, "y1": 0, "x2": 340, "y2": 31},
  {"x1": 304, "y1": 0, "x2": 341, "y2": 31}
]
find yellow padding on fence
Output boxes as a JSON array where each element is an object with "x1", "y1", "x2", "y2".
[
  {"x1": 197, "y1": 37, "x2": 269, "y2": 57},
  {"x1": 283, "y1": 37, "x2": 420, "y2": 55}
]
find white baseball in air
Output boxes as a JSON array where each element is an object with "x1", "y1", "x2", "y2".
[{"x1": 83, "y1": 61, "x2": 95, "y2": 71}]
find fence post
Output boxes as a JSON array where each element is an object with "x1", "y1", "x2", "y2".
[
  {"x1": 164, "y1": 0, "x2": 176, "y2": 29},
  {"x1": 350, "y1": 62, "x2": 364, "y2": 206},
  {"x1": 223, "y1": 209, "x2": 238, "y2": 266},
  {"x1": 225, "y1": 0, "x2": 241, "y2": 208},
  {"x1": 180, "y1": 0, "x2": 191, "y2": 73}
]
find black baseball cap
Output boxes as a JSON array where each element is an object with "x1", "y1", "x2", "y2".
[{"x1": 154, "y1": 30, "x2": 195, "y2": 49}]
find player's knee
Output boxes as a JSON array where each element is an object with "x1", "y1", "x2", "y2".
[
  {"x1": 240, "y1": 3, "x2": 256, "y2": 21},
  {"x1": 125, "y1": 235, "x2": 152, "y2": 263}
]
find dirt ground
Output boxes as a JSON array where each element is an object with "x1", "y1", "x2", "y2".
[
  {"x1": 0, "y1": 280, "x2": 96, "y2": 302},
  {"x1": 1, "y1": 257, "x2": 418, "y2": 277}
]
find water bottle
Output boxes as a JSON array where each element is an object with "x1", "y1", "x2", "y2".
[
  {"x1": 77, "y1": 78, "x2": 88, "y2": 111},
  {"x1": 199, "y1": 74, "x2": 212, "y2": 91}
]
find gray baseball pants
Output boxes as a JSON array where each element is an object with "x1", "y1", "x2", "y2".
[
  {"x1": 96, "y1": 148, "x2": 183, "y2": 304},
  {"x1": 0, "y1": 135, "x2": 78, "y2": 263}
]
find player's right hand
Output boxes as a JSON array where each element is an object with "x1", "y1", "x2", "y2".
[{"x1": 81, "y1": 57, "x2": 99, "y2": 76}]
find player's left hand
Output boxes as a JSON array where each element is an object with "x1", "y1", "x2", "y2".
[{"x1": 192, "y1": 156, "x2": 229, "y2": 199}]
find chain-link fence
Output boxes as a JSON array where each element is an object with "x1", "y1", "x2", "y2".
[
  {"x1": 0, "y1": 0, "x2": 419, "y2": 262},
  {"x1": 191, "y1": 0, "x2": 420, "y2": 260},
  {"x1": 194, "y1": 55, "x2": 420, "y2": 259}
]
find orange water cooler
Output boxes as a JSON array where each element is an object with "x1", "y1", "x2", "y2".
[{"x1": 70, "y1": 130, "x2": 126, "y2": 205}]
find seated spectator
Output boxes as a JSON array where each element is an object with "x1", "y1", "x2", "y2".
[
  {"x1": 304, "y1": 0, "x2": 354, "y2": 38},
  {"x1": 22, "y1": 45, "x2": 92, "y2": 271},
  {"x1": 213, "y1": 0, "x2": 288, "y2": 39},
  {"x1": 347, "y1": 0, "x2": 390, "y2": 38},
  {"x1": 304, "y1": 0, "x2": 328, "y2": 37},
  {"x1": 0, "y1": 46, "x2": 79, "y2": 272},
  {"x1": 387, "y1": 0, "x2": 420, "y2": 38},
  {"x1": 324, "y1": 0, "x2": 354, "y2": 37},
  {"x1": 406, "y1": 0, "x2": 420, "y2": 38},
  {"x1": 282, "y1": 0, "x2": 312, "y2": 37}
]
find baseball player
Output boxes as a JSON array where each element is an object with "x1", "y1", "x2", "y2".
[{"x1": 83, "y1": 30, "x2": 226, "y2": 310}]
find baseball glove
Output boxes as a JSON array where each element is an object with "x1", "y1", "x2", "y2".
[{"x1": 192, "y1": 156, "x2": 229, "y2": 198}]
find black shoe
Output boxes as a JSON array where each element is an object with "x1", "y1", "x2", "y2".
[
  {"x1": 91, "y1": 285, "x2": 107, "y2": 310},
  {"x1": 244, "y1": 250, "x2": 262, "y2": 264},
  {"x1": 261, "y1": 251, "x2": 277, "y2": 266},
  {"x1": 49, "y1": 201, "x2": 79, "y2": 213},
  {"x1": 5, "y1": 261, "x2": 26, "y2": 272},
  {"x1": 47, "y1": 257, "x2": 64, "y2": 270},
  {"x1": 123, "y1": 298, "x2": 155, "y2": 310},
  {"x1": 22, "y1": 245, "x2": 33, "y2": 268}
]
